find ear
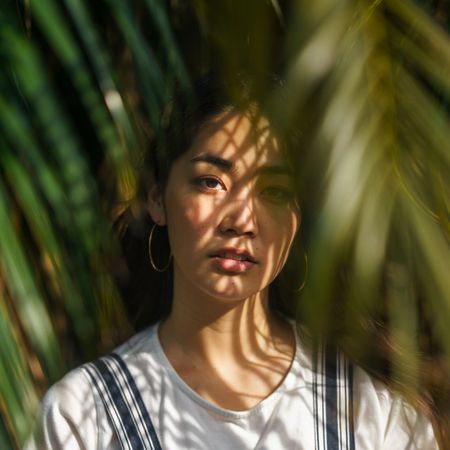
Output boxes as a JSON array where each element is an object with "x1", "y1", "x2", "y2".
[{"x1": 147, "y1": 184, "x2": 166, "y2": 225}]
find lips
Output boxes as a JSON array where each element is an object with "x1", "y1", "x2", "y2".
[
  {"x1": 211, "y1": 248, "x2": 257, "y2": 263},
  {"x1": 209, "y1": 248, "x2": 257, "y2": 273}
]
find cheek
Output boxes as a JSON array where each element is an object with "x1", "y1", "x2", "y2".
[
  {"x1": 185, "y1": 197, "x2": 217, "y2": 225},
  {"x1": 271, "y1": 212, "x2": 300, "y2": 265},
  {"x1": 167, "y1": 194, "x2": 217, "y2": 249}
]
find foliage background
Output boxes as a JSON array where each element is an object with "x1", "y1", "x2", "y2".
[{"x1": 0, "y1": 0, "x2": 449, "y2": 448}]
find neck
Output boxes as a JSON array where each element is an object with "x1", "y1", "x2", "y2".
[
  {"x1": 158, "y1": 278, "x2": 290, "y2": 370},
  {"x1": 157, "y1": 268, "x2": 296, "y2": 410}
]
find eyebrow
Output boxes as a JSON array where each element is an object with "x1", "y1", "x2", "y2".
[
  {"x1": 190, "y1": 154, "x2": 233, "y2": 172},
  {"x1": 255, "y1": 165, "x2": 294, "y2": 178},
  {"x1": 190, "y1": 153, "x2": 294, "y2": 178}
]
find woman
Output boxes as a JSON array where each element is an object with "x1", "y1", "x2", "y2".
[{"x1": 26, "y1": 74, "x2": 439, "y2": 449}]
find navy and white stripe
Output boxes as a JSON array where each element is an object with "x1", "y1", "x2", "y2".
[
  {"x1": 313, "y1": 346, "x2": 355, "y2": 450},
  {"x1": 83, "y1": 353, "x2": 162, "y2": 450},
  {"x1": 85, "y1": 348, "x2": 354, "y2": 450}
]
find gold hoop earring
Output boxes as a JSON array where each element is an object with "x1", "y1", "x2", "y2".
[
  {"x1": 148, "y1": 224, "x2": 172, "y2": 272},
  {"x1": 293, "y1": 252, "x2": 308, "y2": 292}
]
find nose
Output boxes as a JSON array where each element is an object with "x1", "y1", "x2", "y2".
[{"x1": 218, "y1": 192, "x2": 258, "y2": 237}]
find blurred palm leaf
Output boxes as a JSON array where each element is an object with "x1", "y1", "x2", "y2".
[
  {"x1": 0, "y1": 0, "x2": 188, "y2": 446},
  {"x1": 277, "y1": 0, "x2": 450, "y2": 429},
  {"x1": 0, "y1": 0, "x2": 449, "y2": 448}
]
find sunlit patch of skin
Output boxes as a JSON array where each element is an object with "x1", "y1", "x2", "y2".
[
  {"x1": 148, "y1": 109, "x2": 301, "y2": 410},
  {"x1": 156, "y1": 111, "x2": 299, "y2": 301}
]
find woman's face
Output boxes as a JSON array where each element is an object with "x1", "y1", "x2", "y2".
[{"x1": 149, "y1": 110, "x2": 300, "y2": 303}]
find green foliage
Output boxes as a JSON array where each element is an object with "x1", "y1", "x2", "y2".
[{"x1": 0, "y1": 0, "x2": 449, "y2": 448}]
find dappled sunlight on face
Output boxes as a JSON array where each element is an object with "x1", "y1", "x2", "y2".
[{"x1": 162, "y1": 110, "x2": 300, "y2": 305}]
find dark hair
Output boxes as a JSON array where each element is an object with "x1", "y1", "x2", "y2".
[
  {"x1": 115, "y1": 71, "x2": 303, "y2": 330},
  {"x1": 144, "y1": 71, "x2": 286, "y2": 189}
]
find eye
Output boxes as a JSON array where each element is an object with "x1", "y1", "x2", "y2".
[
  {"x1": 260, "y1": 186, "x2": 295, "y2": 203},
  {"x1": 194, "y1": 176, "x2": 226, "y2": 191}
]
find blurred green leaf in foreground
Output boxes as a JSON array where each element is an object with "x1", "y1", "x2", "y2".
[{"x1": 0, "y1": 0, "x2": 449, "y2": 448}]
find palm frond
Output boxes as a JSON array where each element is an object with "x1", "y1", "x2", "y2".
[
  {"x1": 281, "y1": 0, "x2": 450, "y2": 401},
  {"x1": 1, "y1": 0, "x2": 449, "y2": 448}
]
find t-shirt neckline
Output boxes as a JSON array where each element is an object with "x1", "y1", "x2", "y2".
[{"x1": 151, "y1": 321, "x2": 302, "y2": 420}]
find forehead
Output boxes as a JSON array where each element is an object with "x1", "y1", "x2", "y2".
[{"x1": 186, "y1": 110, "x2": 285, "y2": 168}]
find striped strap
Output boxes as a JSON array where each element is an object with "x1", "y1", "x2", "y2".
[
  {"x1": 83, "y1": 353, "x2": 162, "y2": 450},
  {"x1": 313, "y1": 346, "x2": 355, "y2": 450}
]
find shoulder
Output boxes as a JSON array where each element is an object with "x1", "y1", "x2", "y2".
[
  {"x1": 352, "y1": 366, "x2": 439, "y2": 449},
  {"x1": 112, "y1": 325, "x2": 158, "y2": 358},
  {"x1": 25, "y1": 366, "x2": 100, "y2": 450},
  {"x1": 26, "y1": 326, "x2": 158, "y2": 450},
  {"x1": 294, "y1": 334, "x2": 439, "y2": 449}
]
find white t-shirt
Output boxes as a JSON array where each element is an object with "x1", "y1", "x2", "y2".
[{"x1": 26, "y1": 324, "x2": 439, "y2": 450}]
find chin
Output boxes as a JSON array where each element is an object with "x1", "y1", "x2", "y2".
[{"x1": 202, "y1": 278, "x2": 266, "y2": 303}]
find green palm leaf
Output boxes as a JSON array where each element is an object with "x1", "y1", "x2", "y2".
[
  {"x1": 280, "y1": 0, "x2": 450, "y2": 410},
  {"x1": 0, "y1": 0, "x2": 449, "y2": 448}
]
